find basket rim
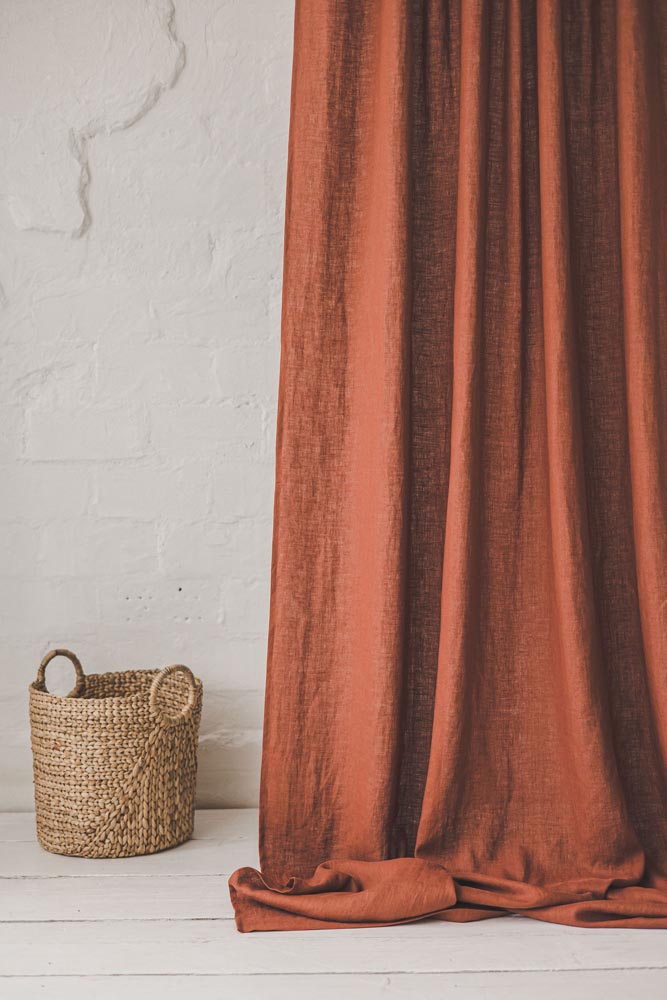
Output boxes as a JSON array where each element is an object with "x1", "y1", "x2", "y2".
[{"x1": 29, "y1": 667, "x2": 203, "y2": 704}]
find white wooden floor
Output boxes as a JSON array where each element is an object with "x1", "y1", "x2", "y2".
[{"x1": 1, "y1": 810, "x2": 666, "y2": 999}]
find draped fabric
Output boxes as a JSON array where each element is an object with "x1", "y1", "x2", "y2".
[{"x1": 229, "y1": 0, "x2": 667, "y2": 930}]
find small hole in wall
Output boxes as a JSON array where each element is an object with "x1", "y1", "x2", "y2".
[{"x1": 178, "y1": 587, "x2": 182, "y2": 592}]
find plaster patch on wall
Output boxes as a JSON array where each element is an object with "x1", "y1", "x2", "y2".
[{"x1": 0, "y1": 0, "x2": 185, "y2": 237}]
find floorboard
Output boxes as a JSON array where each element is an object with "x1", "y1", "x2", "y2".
[
  {"x1": 5, "y1": 971, "x2": 667, "y2": 1000},
  {"x1": 2, "y1": 875, "x2": 235, "y2": 921},
  {"x1": 3, "y1": 917, "x2": 667, "y2": 976}
]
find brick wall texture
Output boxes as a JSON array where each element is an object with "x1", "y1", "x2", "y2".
[{"x1": 0, "y1": 0, "x2": 294, "y2": 808}]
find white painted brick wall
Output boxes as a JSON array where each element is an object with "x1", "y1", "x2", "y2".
[{"x1": 0, "y1": 0, "x2": 294, "y2": 810}]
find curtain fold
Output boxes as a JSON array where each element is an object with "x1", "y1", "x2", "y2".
[{"x1": 229, "y1": 0, "x2": 667, "y2": 931}]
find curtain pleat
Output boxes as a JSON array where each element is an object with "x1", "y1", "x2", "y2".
[{"x1": 230, "y1": 0, "x2": 667, "y2": 930}]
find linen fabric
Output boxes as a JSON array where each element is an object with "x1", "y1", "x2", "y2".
[{"x1": 229, "y1": 0, "x2": 667, "y2": 931}]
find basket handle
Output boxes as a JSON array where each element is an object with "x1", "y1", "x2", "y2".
[
  {"x1": 37, "y1": 649, "x2": 86, "y2": 698},
  {"x1": 149, "y1": 664, "x2": 198, "y2": 727}
]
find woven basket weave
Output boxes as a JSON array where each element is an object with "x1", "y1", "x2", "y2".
[{"x1": 29, "y1": 650, "x2": 203, "y2": 858}]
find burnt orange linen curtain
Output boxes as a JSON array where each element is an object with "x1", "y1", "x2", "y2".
[{"x1": 229, "y1": 0, "x2": 667, "y2": 931}]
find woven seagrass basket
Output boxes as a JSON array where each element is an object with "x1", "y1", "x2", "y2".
[{"x1": 29, "y1": 649, "x2": 203, "y2": 858}]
